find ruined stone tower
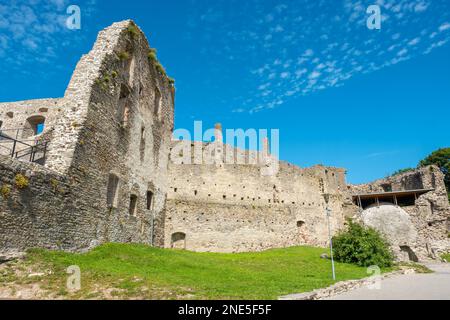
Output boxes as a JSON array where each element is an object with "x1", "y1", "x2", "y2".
[{"x1": 0, "y1": 20, "x2": 174, "y2": 254}]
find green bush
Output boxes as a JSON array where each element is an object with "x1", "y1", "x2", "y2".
[
  {"x1": 332, "y1": 220, "x2": 394, "y2": 267},
  {"x1": 127, "y1": 24, "x2": 139, "y2": 39},
  {"x1": 148, "y1": 48, "x2": 157, "y2": 61},
  {"x1": 118, "y1": 51, "x2": 130, "y2": 61}
]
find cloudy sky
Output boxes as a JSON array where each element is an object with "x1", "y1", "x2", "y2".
[{"x1": 0, "y1": 0, "x2": 449, "y2": 183}]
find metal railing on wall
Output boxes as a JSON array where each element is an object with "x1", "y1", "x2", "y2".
[{"x1": 0, "y1": 128, "x2": 48, "y2": 164}]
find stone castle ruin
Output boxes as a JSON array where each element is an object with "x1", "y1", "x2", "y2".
[{"x1": 1, "y1": 21, "x2": 449, "y2": 262}]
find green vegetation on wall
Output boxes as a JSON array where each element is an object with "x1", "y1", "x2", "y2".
[
  {"x1": 419, "y1": 148, "x2": 450, "y2": 200},
  {"x1": 391, "y1": 147, "x2": 450, "y2": 200}
]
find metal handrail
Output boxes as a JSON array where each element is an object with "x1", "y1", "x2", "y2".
[
  {"x1": 0, "y1": 128, "x2": 37, "y2": 141},
  {"x1": 0, "y1": 130, "x2": 48, "y2": 164}
]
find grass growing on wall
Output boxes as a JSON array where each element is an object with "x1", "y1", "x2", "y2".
[{"x1": 0, "y1": 243, "x2": 390, "y2": 300}]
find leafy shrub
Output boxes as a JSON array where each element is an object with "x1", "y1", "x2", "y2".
[{"x1": 332, "y1": 220, "x2": 394, "y2": 267}]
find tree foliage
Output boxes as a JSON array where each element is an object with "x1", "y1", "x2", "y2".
[{"x1": 419, "y1": 148, "x2": 450, "y2": 194}]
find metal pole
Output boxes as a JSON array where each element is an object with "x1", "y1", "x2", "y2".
[
  {"x1": 11, "y1": 140, "x2": 16, "y2": 158},
  {"x1": 327, "y1": 206, "x2": 336, "y2": 281}
]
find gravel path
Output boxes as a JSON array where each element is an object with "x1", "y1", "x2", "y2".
[{"x1": 326, "y1": 263, "x2": 450, "y2": 300}]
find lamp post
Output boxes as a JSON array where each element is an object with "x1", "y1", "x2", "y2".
[{"x1": 323, "y1": 193, "x2": 336, "y2": 281}]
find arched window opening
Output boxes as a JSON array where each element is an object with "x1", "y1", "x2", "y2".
[
  {"x1": 107, "y1": 173, "x2": 120, "y2": 208},
  {"x1": 129, "y1": 194, "x2": 138, "y2": 216},
  {"x1": 381, "y1": 183, "x2": 392, "y2": 192},
  {"x1": 23, "y1": 115, "x2": 45, "y2": 138},
  {"x1": 119, "y1": 84, "x2": 131, "y2": 127},
  {"x1": 146, "y1": 190, "x2": 154, "y2": 210},
  {"x1": 171, "y1": 232, "x2": 186, "y2": 250},
  {"x1": 400, "y1": 246, "x2": 418, "y2": 262}
]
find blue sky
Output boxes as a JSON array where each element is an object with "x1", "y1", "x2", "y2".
[{"x1": 0, "y1": 0, "x2": 449, "y2": 184}]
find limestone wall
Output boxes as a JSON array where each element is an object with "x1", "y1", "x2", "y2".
[
  {"x1": 0, "y1": 152, "x2": 154, "y2": 254},
  {"x1": 0, "y1": 98, "x2": 63, "y2": 157},
  {"x1": 350, "y1": 166, "x2": 450, "y2": 261},
  {"x1": 165, "y1": 144, "x2": 349, "y2": 252},
  {"x1": 0, "y1": 98, "x2": 62, "y2": 134}
]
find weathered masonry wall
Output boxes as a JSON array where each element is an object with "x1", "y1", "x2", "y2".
[
  {"x1": 0, "y1": 98, "x2": 63, "y2": 157},
  {"x1": 349, "y1": 166, "x2": 450, "y2": 261},
  {"x1": 66, "y1": 20, "x2": 175, "y2": 247},
  {"x1": 0, "y1": 151, "x2": 157, "y2": 254},
  {"x1": 0, "y1": 98, "x2": 62, "y2": 136},
  {"x1": 0, "y1": 20, "x2": 174, "y2": 255},
  {"x1": 165, "y1": 147, "x2": 349, "y2": 252},
  {"x1": 0, "y1": 156, "x2": 72, "y2": 254}
]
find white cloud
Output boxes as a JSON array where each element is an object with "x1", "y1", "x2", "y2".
[
  {"x1": 0, "y1": 0, "x2": 97, "y2": 71},
  {"x1": 308, "y1": 71, "x2": 321, "y2": 79},
  {"x1": 408, "y1": 37, "x2": 421, "y2": 46},
  {"x1": 302, "y1": 49, "x2": 314, "y2": 57},
  {"x1": 414, "y1": 2, "x2": 429, "y2": 12},
  {"x1": 186, "y1": 0, "x2": 450, "y2": 113},
  {"x1": 397, "y1": 48, "x2": 408, "y2": 56},
  {"x1": 439, "y1": 23, "x2": 450, "y2": 32},
  {"x1": 295, "y1": 68, "x2": 307, "y2": 78}
]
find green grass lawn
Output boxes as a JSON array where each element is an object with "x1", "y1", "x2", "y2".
[
  {"x1": 3, "y1": 243, "x2": 388, "y2": 300},
  {"x1": 442, "y1": 253, "x2": 450, "y2": 262}
]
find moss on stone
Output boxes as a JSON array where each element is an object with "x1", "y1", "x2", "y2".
[
  {"x1": 126, "y1": 24, "x2": 139, "y2": 39},
  {"x1": 147, "y1": 51, "x2": 157, "y2": 63},
  {"x1": 118, "y1": 51, "x2": 130, "y2": 61},
  {"x1": 50, "y1": 179, "x2": 59, "y2": 192},
  {"x1": 155, "y1": 62, "x2": 166, "y2": 75},
  {"x1": 14, "y1": 174, "x2": 29, "y2": 190},
  {"x1": 1, "y1": 184, "x2": 11, "y2": 199}
]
